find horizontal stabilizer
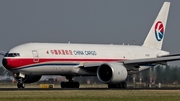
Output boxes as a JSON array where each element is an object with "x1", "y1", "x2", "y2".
[{"x1": 0, "y1": 50, "x2": 6, "y2": 55}]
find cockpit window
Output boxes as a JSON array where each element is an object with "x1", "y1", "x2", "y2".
[{"x1": 5, "y1": 53, "x2": 20, "y2": 57}]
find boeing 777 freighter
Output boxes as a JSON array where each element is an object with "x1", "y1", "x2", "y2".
[{"x1": 1, "y1": 2, "x2": 179, "y2": 88}]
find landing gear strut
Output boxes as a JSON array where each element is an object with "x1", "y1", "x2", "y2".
[
  {"x1": 108, "y1": 82, "x2": 127, "y2": 88},
  {"x1": 14, "y1": 73, "x2": 25, "y2": 88},
  {"x1": 61, "y1": 76, "x2": 80, "y2": 88}
]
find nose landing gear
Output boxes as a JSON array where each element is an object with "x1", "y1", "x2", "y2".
[
  {"x1": 17, "y1": 79, "x2": 25, "y2": 88},
  {"x1": 14, "y1": 73, "x2": 25, "y2": 88}
]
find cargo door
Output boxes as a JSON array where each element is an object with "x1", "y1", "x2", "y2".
[{"x1": 32, "y1": 50, "x2": 39, "y2": 62}]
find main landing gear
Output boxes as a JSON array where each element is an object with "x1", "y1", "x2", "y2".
[
  {"x1": 61, "y1": 76, "x2": 80, "y2": 88},
  {"x1": 14, "y1": 73, "x2": 25, "y2": 88},
  {"x1": 108, "y1": 82, "x2": 127, "y2": 89}
]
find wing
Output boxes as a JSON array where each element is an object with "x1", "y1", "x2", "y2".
[
  {"x1": 0, "y1": 50, "x2": 6, "y2": 55},
  {"x1": 82, "y1": 54, "x2": 180, "y2": 73},
  {"x1": 123, "y1": 54, "x2": 180, "y2": 66},
  {"x1": 81, "y1": 62, "x2": 104, "y2": 73}
]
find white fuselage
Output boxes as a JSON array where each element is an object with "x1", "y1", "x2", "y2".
[{"x1": 3, "y1": 43, "x2": 169, "y2": 75}]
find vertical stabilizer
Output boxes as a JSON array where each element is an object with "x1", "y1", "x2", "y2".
[{"x1": 142, "y1": 2, "x2": 170, "y2": 49}]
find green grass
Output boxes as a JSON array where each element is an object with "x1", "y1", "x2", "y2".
[
  {"x1": 0, "y1": 90, "x2": 180, "y2": 101},
  {"x1": 0, "y1": 83, "x2": 108, "y2": 88}
]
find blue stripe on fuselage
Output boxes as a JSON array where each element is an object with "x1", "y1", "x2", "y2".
[{"x1": 12, "y1": 63, "x2": 80, "y2": 70}]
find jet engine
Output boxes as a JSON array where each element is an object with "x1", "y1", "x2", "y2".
[{"x1": 97, "y1": 62, "x2": 127, "y2": 84}]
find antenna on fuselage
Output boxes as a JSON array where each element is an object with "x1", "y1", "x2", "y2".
[{"x1": 132, "y1": 40, "x2": 136, "y2": 45}]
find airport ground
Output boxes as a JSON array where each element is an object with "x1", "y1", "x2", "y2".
[
  {"x1": 1, "y1": 82, "x2": 180, "y2": 88},
  {"x1": 1, "y1": 83, "x2": 180, "y2": 101},
  {"x1": 0, "y1": 90, "x2": 180, "y2": 101}
]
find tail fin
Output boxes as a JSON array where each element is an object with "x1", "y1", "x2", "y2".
[{"x1": 142, "y1": 2, "x2": 170, "y2": 50}]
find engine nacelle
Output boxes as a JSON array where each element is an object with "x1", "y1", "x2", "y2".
[
  {"x1": 97, "y1": 62, "x2": 127, "y2": 84},
  {"x1": 14, "y1": 75, "x2": 42, "y2": 83}
]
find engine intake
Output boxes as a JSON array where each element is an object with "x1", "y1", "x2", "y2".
[{"x1": 97, "y1": 62, "x2": 127, "y2": 84}]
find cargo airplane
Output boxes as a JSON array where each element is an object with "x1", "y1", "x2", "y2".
[{"x1": 1, "y1": 2, "x2": 179, "y2": 88}]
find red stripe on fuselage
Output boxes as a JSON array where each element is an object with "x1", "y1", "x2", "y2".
[{"x1": 4, "y1": 58, "x2": 125, "y2": 69}]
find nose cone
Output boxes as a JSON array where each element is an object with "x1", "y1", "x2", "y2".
[{"x1": 2, "y1": 58, "x2": 8, "y2": 68}]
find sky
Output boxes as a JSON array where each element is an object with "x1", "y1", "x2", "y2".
[{"x1": 0, "y1": 0, "x2": 180, "y2": 65}]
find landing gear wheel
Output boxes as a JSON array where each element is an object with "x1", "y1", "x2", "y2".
[
  {"x1": 17, "y1": 82, "x2": 25, "y2": 88},
  {"x1": 60, "y1": 76, "x2": 80, "y2": 88},
  {"x1": 60, "y1": 82, "x2": 80, "y2": 88},
  {"x1": 108, "y1": 82, "x2": 127, "y2": 89},
  {"x1": 122, "y1": 82, "x2": 127, "y2": 88},
  {"x1": 61, "y1": 82, "x2": 66, "y2": 88},
  {"x1": 74, "y1": 82, "x2": 80, "y2": 88}
]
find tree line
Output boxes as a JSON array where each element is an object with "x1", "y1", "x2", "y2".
[
  {"x1": 1, "y1": 65, "x2": 180, "y2": 84},
  {"x1": 127, "y1": 65, "x2": 180, "y2": 84}
]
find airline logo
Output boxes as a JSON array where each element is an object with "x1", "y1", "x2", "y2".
[{"x1": 155, "y1": 21, "x2": 164, "y2": 41}]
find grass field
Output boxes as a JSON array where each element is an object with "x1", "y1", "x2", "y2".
[
  {"x1": 0, "y1": 83, "x2": 108, "y2": 88},
  {"x1": 0, "y1": 90, "x2": 180, "y2": 101}
]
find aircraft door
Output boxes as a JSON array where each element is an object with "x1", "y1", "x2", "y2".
[{"x1": 32, "y1": 50, "x2": 39, "y2": 62}]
